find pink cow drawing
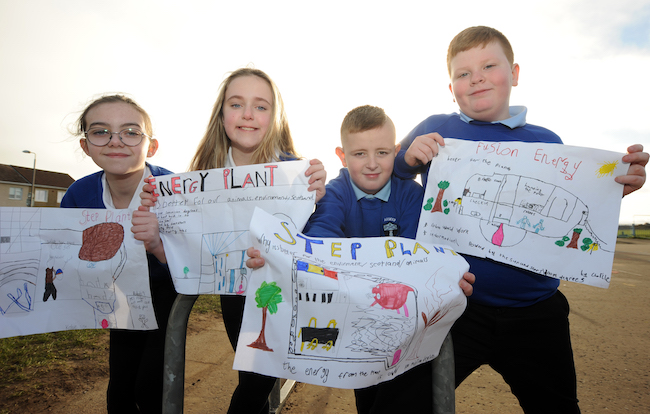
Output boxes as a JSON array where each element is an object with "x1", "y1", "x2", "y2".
[{"x1": 370, "y1": 283, "x2": 414, "y2": 317}]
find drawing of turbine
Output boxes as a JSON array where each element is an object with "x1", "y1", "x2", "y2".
[{"x1": 77, "y1": 222, "x2": 126, "y2": 329}]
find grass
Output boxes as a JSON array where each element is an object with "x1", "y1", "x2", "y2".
[
  {"x1": 192, "y1": 294, "x2": 222, "y2": 314},
  {"x1": 0, "y1": 330, "x2": 108, "y2": 389}
]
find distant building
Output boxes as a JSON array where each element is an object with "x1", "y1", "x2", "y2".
[{"x1": 0, "y1": 164, "x2": 75, "y2": 208}]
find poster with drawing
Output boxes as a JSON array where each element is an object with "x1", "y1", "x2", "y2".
[
  {"x1": 150, "y1": 160, "x2": 315, "y2": 295},
  {"x1": 417, "y1": 139, "x2": 627, "y2": 288},
  {"x1": 233, "y1": 208, "x2": 468, "y2": 389},
  {"x1": 0, "y1": 207, "x2": 155, "y2": 339}
]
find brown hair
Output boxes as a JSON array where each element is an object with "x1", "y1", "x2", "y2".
[
  {"x1": 340, "y1": 105, "x2": 394, "y2": 146},
  {"x1": 447, "y1": 26, "x2": 514, "y2": 76},
  {"x1": 188, "y1": 67, "x2": 298, "y2": 170},
  {"x1": 75, "y1": 95, "x2": 153, "y2": 137}
]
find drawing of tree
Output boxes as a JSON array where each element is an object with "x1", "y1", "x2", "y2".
[
  {"x1": 431, "y1": 181, "x2": 450, "y2": 213},
  {"x1": 567, "y1": 228, "x2": 583, "y2": 249},
  {"x1": 248, "y1": 281, "x2": 282, "y2": 352},
  {"x1": 407, "y1": 268, "x2": 464, "y2": 360}
]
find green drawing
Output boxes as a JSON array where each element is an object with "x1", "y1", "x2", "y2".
[{"x1": 248, "y1": 281, "x2": 283, "y2": 352}]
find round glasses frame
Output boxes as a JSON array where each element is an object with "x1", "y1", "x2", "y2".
[{"x1": 84, "y1": 128, "x2": 150, "y2": 147}]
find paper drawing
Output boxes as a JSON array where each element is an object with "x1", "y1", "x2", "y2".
[
  {"x1": 0, "y1": 207, "x2": 155, "y2": 339},
  {"x1": 417, "y1": 139, "x2": 627, "y2": 288},
  {"x1": 151, "y1": 160, "x2": 315, "y2": 295},
  {"x1": 233, "y1": 208, "x2": 468, "y2": 389}
]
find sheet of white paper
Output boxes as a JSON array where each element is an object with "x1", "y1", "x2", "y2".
[
  {"x1": 0, "y1": 207, "x2": 155, "y2": 339},
  {"x1": 151, "y1": 160, "x2": 315, "y2": 295},
  {"x1": 232, "y1": 208, "x2": 468, "y2": 389},
  {"x1": 416, "y1": 139, "x2": 626, "y2": 288}
]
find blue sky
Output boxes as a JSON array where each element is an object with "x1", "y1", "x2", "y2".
[{"x1": 0, "y1": 0, "x2": 648, "y2": 224}]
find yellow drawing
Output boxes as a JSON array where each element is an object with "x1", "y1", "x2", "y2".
[{"x1": 596, "y1": 160, "x2": 618, "y2": 178}]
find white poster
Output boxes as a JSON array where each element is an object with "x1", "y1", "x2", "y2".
[
  {"x1": 0, "y1": 207, "x2": 155, "y2": 338},
  {"x1": 151, "y1": 160, "x2": 315, "y2": 295},
  {"x1": 417, "y1": 139, "x2": 627, "y2": 288},
  {"x1": 233, "y1": 208, "x2": 468, "y2": 389}
]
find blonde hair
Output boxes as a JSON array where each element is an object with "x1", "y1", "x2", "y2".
[
  {"x1": 447, "y1": 26, "x2": 514, "y2": 76},
  {"x1": 189, "y1": 68, "x2": 298, "y2": 170},
  {"x1": 75, "y1": 94, "x2": 153, "y2": 137},
  {"x1": 340, "y1": 105, "x2": 394, "y2": 147}
]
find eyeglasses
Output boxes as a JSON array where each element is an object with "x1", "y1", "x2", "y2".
[{"x1": 84, "y1": 128, "x2": 150, "y2": 147}]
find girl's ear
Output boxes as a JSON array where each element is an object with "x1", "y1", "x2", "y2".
[
  {"x1": 335, "y1": 146, "x2": 347, "y2": 167},
  {"x1": 147, "y1": 139, "x2": 159, "y2": 157},
  {"x1": 80, "y1": 138, "x2": 90, "y2": 156}
]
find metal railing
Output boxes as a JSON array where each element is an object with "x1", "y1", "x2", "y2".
[{"x1": 162, "y1": 293, "x2": 455, "y2": 413}]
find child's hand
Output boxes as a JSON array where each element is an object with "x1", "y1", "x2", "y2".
[
  {"x1": 305, "y1": 159, "x2": 327, "y2": 203},
  {"x1": 617, "y1": 144, "x2": 648, "y2": 197},
  {"x1": 246, "y1": 246, "x2": 265, "y2": 269},
  {"x1": 132, "y1": 206, "x2": 167, "y2": 263},
  {"x1": 403, "y1": 133, "x2": 445, "y2": 167},
  {"x1": 140, "y1": 176, "x2": 158, "y2": 209},
  {"x1": 459, "y1": 271, "x2": 475, "y2": 297}
]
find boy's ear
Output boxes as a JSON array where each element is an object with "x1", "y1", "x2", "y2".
[
  {"x1": 448, "y1": 83, "x2": 455, "y2": 102},
  {"x1": 147, "y1": 139, "x2": 159, "y2": 157},
  {"x1": 80, "y1": 138, "x2": 90, "y2": 156},
  {"x1": 394, "y1": 143, "x2": 401, "y2": 156},
  {"x1": 511, "y1": 63, "x2": 520, "y2": 87},
  {"x1": 335, "y1": 147, "x2": 347, "y2": 167}
]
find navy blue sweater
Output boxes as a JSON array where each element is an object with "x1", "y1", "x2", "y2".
[{"x1": 304, "y1": 168, "x2": 424, "y2": 239}]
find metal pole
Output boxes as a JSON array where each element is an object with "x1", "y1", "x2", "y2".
[
  {"x1": 22, "y1": 150, "x2": 36, "y2": 207},
  {"x1": 432, "y1": 332, "x2": 455, "y2": 414},
  {"x1": 162, "y1": 294, "x2": 198, "y2": 414}
]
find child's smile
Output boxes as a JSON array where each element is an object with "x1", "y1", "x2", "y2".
[{"x1": 222, "y1": 75, "x2": 273, "y2": 164}]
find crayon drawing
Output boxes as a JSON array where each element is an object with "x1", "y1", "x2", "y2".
[
  {"x1": 417, "y1": 139, "x2": 627, "y2": 288},
  {"x1": 199, "y1": 231, "x2": 248, "y2": 294},
  {"x1": 0, "y1": 207, "x2": 155, "y2": 338},
  {"x1": 151, "y1": 161, "x2": 315, "y2": 295},
  {"x1": 233, "y1": 209, "x2": 468, "y2": 389}
]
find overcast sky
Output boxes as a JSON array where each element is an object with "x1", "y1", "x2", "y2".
[{"x1": 1, "y1": 0, "x2": 648, "y2": 224}]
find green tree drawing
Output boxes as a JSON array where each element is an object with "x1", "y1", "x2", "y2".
[
  {"x1": 431, "y1": 181, "x2": 450, "y2": 213},
  {"x1": 248, "y1": 281, "x2": 283, "y2": 352}
]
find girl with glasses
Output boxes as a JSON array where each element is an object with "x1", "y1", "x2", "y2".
[{"x1": 61, "y1": 94, "x2": 177, "y2": 414}]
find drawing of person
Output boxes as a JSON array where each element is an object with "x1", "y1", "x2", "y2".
[
  {"x1": 43, "y1": 267, "x2": 58, "y2": 301},
  {"x1": 516, "y1": 215, "x2": 531, "y2": 229}
]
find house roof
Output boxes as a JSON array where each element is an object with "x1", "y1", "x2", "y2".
[{"x1": 0, "y1": 164, "x2": 75, "y2": 189}]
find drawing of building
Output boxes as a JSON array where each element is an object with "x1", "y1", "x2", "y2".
[
  {"x1": 459, "y1": 173, "x2": 589, "y2": 245},
  {"x1": 199, "y1": 231, "x2": 249, "y2": 294}
]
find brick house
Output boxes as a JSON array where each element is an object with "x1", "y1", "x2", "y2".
[{"x1": 0, "y1": 164, "x2": 75, "y2": 207}]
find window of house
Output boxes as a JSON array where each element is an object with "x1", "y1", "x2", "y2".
[
  {"x1": 9, "y1": 187, "x2": 23, "y2": 200},
  {"x1": 57, "y1": 190, "x2": 66, "y2": 204},
  {"x1": 35, "y1": 189, "x2": 48, "y2": 203}
]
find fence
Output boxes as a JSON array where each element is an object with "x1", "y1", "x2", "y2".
[
  {"x1": 618, "y1": 227, "x2": 650, "y2": 239},
  {"x1": 162, "y1": 294, "x2": 456, "y2": 414}
]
